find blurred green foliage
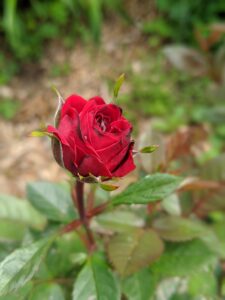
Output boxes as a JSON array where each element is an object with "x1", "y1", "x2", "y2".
[
  {"x1": 118, "y1": 54, "x2": 206, "y2": 128},
  {"x1": 117, "y1": 53, "x2": 224, "y2": 158},
  {"x1": 0, "y1": 0, "x2": 126, "y2": 84},
  {"x1": 0, "y1": 98, "x2": 20, "y2": 120},
  {"x1": 1, "y1": 0, "x2": 225, "y2": 85},
  {"x1": 143, "y1": 0, "x2": 225, "y2": 43},
  {"x1": 49, "y1": 62, "x2": 72, "y2": 78},
  {"x1": 0, "y1": 52, "x2": 19, "y2": 85},
  {"x1": 1, "y1": 0, "x2": 125, "y2": 59}
]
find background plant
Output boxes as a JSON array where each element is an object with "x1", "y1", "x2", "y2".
[
  {"x1": 142, "y1": 0, "x2": 225, "y2": 43},
  {"x1": 0, "y1": 0, "x2": 127, "y2": 84},
  {"x1": 0, "y1": 81, "x2": 225, "y2": 299},
  {"x1": 1, "y1": 0, "x2": 225, "y2": 299}
]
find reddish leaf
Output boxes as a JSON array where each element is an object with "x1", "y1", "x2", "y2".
[
  {"x1": 163, "y1": 45, "x2": 208, "y2": 76},
  {"x1": 107, "y1": 229, "x2": 164, "y2": 276},
  {"x1": 166, "y1": 125, "x2": 208, "y2": 165}
]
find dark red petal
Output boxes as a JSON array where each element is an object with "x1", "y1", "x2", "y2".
[
  {"x1": 61, "y1": 144, "x2": 78, "y2": 175},
  {"x1": 48, "y1": 110, "x2": 80, "y2": 146},
  {"x1": 80, "y1": 103, "x2": 122, "y2": 149},
  {"x1": 49, "y1": 110, "x2": 111, "y2": 177},
  {"x1": 47, "y1": 126, "x2": 78, "y2": 175},
  {"x1": 90, "y1": 131, "x2": 118, "y2": 150},
  {"x1": 96, "y1": 136, "x2": 130, "y2": 168},
  {"x1": 79, "y1": 98, "x2": 104, "y2": 122},
  {"x1": 61, "y1": 94, "x2": 87, "y2": 117},
  {"x1": 78, "y1": 155, "x2": 112, "y2": 177},
  {"x1": 109, "y1": 143, "x2": 130, "y2": 171},
  {"x1": 88, "y1": 96, "x2": 106, "y2": 105},
  {"x1": 62, "y1": 109, "x2": 103, "y2": 159},
  {"x1": 98, "y1": 104, "x2": 122, "y2": 122},
  {"x1": 110, "y1": 118, "x2": 132, "y2": 134},
  {"x1": 47, "y1": 125, "x2": 69, "y2": 145},
  {"x1": 111, "y1": 143, "x2": 136, "y2": 177},
  {"x1": 80, "y1": 103, "x2": 117, "y2": 149}
]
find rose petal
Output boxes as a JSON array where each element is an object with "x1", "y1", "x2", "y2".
[
  {"x1": 79, "y1": 98, "x2": 105, "y2": 123},
  {"x1": 47, "y1": 125, "x2": 69, "y2": 146},
  {"x1": 109, "y1": 143, "x2": 130, "y2": 171},
  {"x1": 61, "y1": 144, "x2": 78, "y2": 175},
  {"x1": 88, "y1": 96, "x2": 106, "y2": 105},
  {"x1": 49, "y1": 110, "x2": 112, "y2": 177},
  {"x1": 48, "y1": 94, "x2": 135, "y2": 178},
  {"x1": 61, "y1": 94, "x2": 87, "y2": 117},
  {"x1": 110, "y1": 118, "x2": 132, "y2": 134},
  {"x1": 80, "y1": 101, "x2": 123, "y2": 149},
  {"x1": 96, "y1": 134, "x2": 131, "y2": 169},
  {"x1": 80, "y1": 108, "x2": 117, "y2": 149},
  {"x1": 112, "y1": 143, "x2": 136, "y2": 177},
  {"x1": 47, "y1": 125, "x2": 78, "y2": 174},
  {"x1": 78, "y1": 155, "x2": 112, "y2": 177},
  {"x1": 97, "y1": 104, "x2": 122, "y2": 122}
]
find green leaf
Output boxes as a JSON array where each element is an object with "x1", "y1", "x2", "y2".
[
  {"x1": 95, "y1": 210, "x2": 144, "y2": 233},
  {"x1": 0, "y1": 194, "x2": 46, "y2": 230},
  {"x1": 153, "y1": 216, "x2": 207, "y2": 242},
  {"x1": 151, "y1": 240, "x2": 217, "y2": 278},
  {"x1": 122, "y1": 268, "x2": 157, "y2": 300},
  {"x1": 113, "y1": 73, "x2": 125, "y2": 99},
  {"x1": 162, "y1": 194, "x2": 181, "y2": 216},
  {"x1": 188, "y1": 270, "x2": 217, "y2": 297},
  {"x1": 0, "y1": 283, "x2": 33, "y2": 300},
  {"x1": 29, "y1": 283, "x2": 65, "y2": 300},
  {"x1": 30, "y1": 130, "x2": 50, "y2": 137},
  {"x1": 153, "y1": 216, "x2": 223, "y2": 257},
  {"x1": 0, "y1": 220, "x2": 25, "y2": 243},
  {"x1": 139, "y1": 145, "x2": 159, "y2": 154},
  {"x1": 107, "y1": 229, "x2": 164, "y2": 276},
  {"x1": 212, "y1": 222, "x2": 225, "y2": 258},
  {"x1": 46, "y1": 232, "x2": 87, "y2": 276},
  {"x1": 199, "y1": 228, "x2": 224, "y2": 258},
  {"x1": 112, "y1": 173, "x2": 182, "y2": 205},
  {"x1": 99, "y1": 183, "x2": 119, "y2": 191},
  {"x1": 200, "y1": 153, "x2": 225, "y2": 181},
  {"x1": 0, "y1": 237, "x2": 55, "y2": 296},
  {"x1": 222, "y1": 278, "x2": 225, "y2": 298},
  {"x1": 155, "y1": 277, "x2": 188, "y2": 300},
  {"x1": 0, "y1": 244, "x2": 16, "y2": 263},
  {"x1": 72, "y1": 253, "x2": 120, "y2": 300},
  {"x1": 26, "y1": 182, "x2": 76, "y2": 223},
  {"x1": 88, "y1": 0, "x2": 102, "y2": 43},
  {"x1": 199, "y1": 154, "x2": 225, "y2": 212}
]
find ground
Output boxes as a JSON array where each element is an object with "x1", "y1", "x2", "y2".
[{"x1": 0, "y1": 19, "x2": 148, "y2": 196}]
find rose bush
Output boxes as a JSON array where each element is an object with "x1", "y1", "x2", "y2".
[
  {"x1": 47, "y1": 94, "x2": 135, "y2": 178},
  {"x1": 2, "y1": 84, "x2": 223, "y2": 299}
]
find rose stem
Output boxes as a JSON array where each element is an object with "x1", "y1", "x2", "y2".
[
  {"x1": 74, "y1": 180, "x2": 95, "y2": 252},
  {"x1": 60, "y1": 219, "x2": 81, "y2": 234},
  {"x1": 60, "y1": 201, "x2": 110, "y2": 236},
  {"x1": 87, "y1": 201, "x2": 109, "y2": 217},
  {"x1": 59, "y1": 219, "x2": 91, "y2": 249},
  {"x1": 71, "y1": 183, "x2": 78, "y2": 209},
  {"x1": 87, "y1": 184, "x2": 96, "y2": 212}
]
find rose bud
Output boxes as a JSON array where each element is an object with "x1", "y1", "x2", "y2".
[{"x1": 47, "y1": 94, "x2": 136, "y2": 180}]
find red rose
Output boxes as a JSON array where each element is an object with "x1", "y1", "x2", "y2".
[{"x1": 47, "y1": 94, "x2": 135, "y2": 179}]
